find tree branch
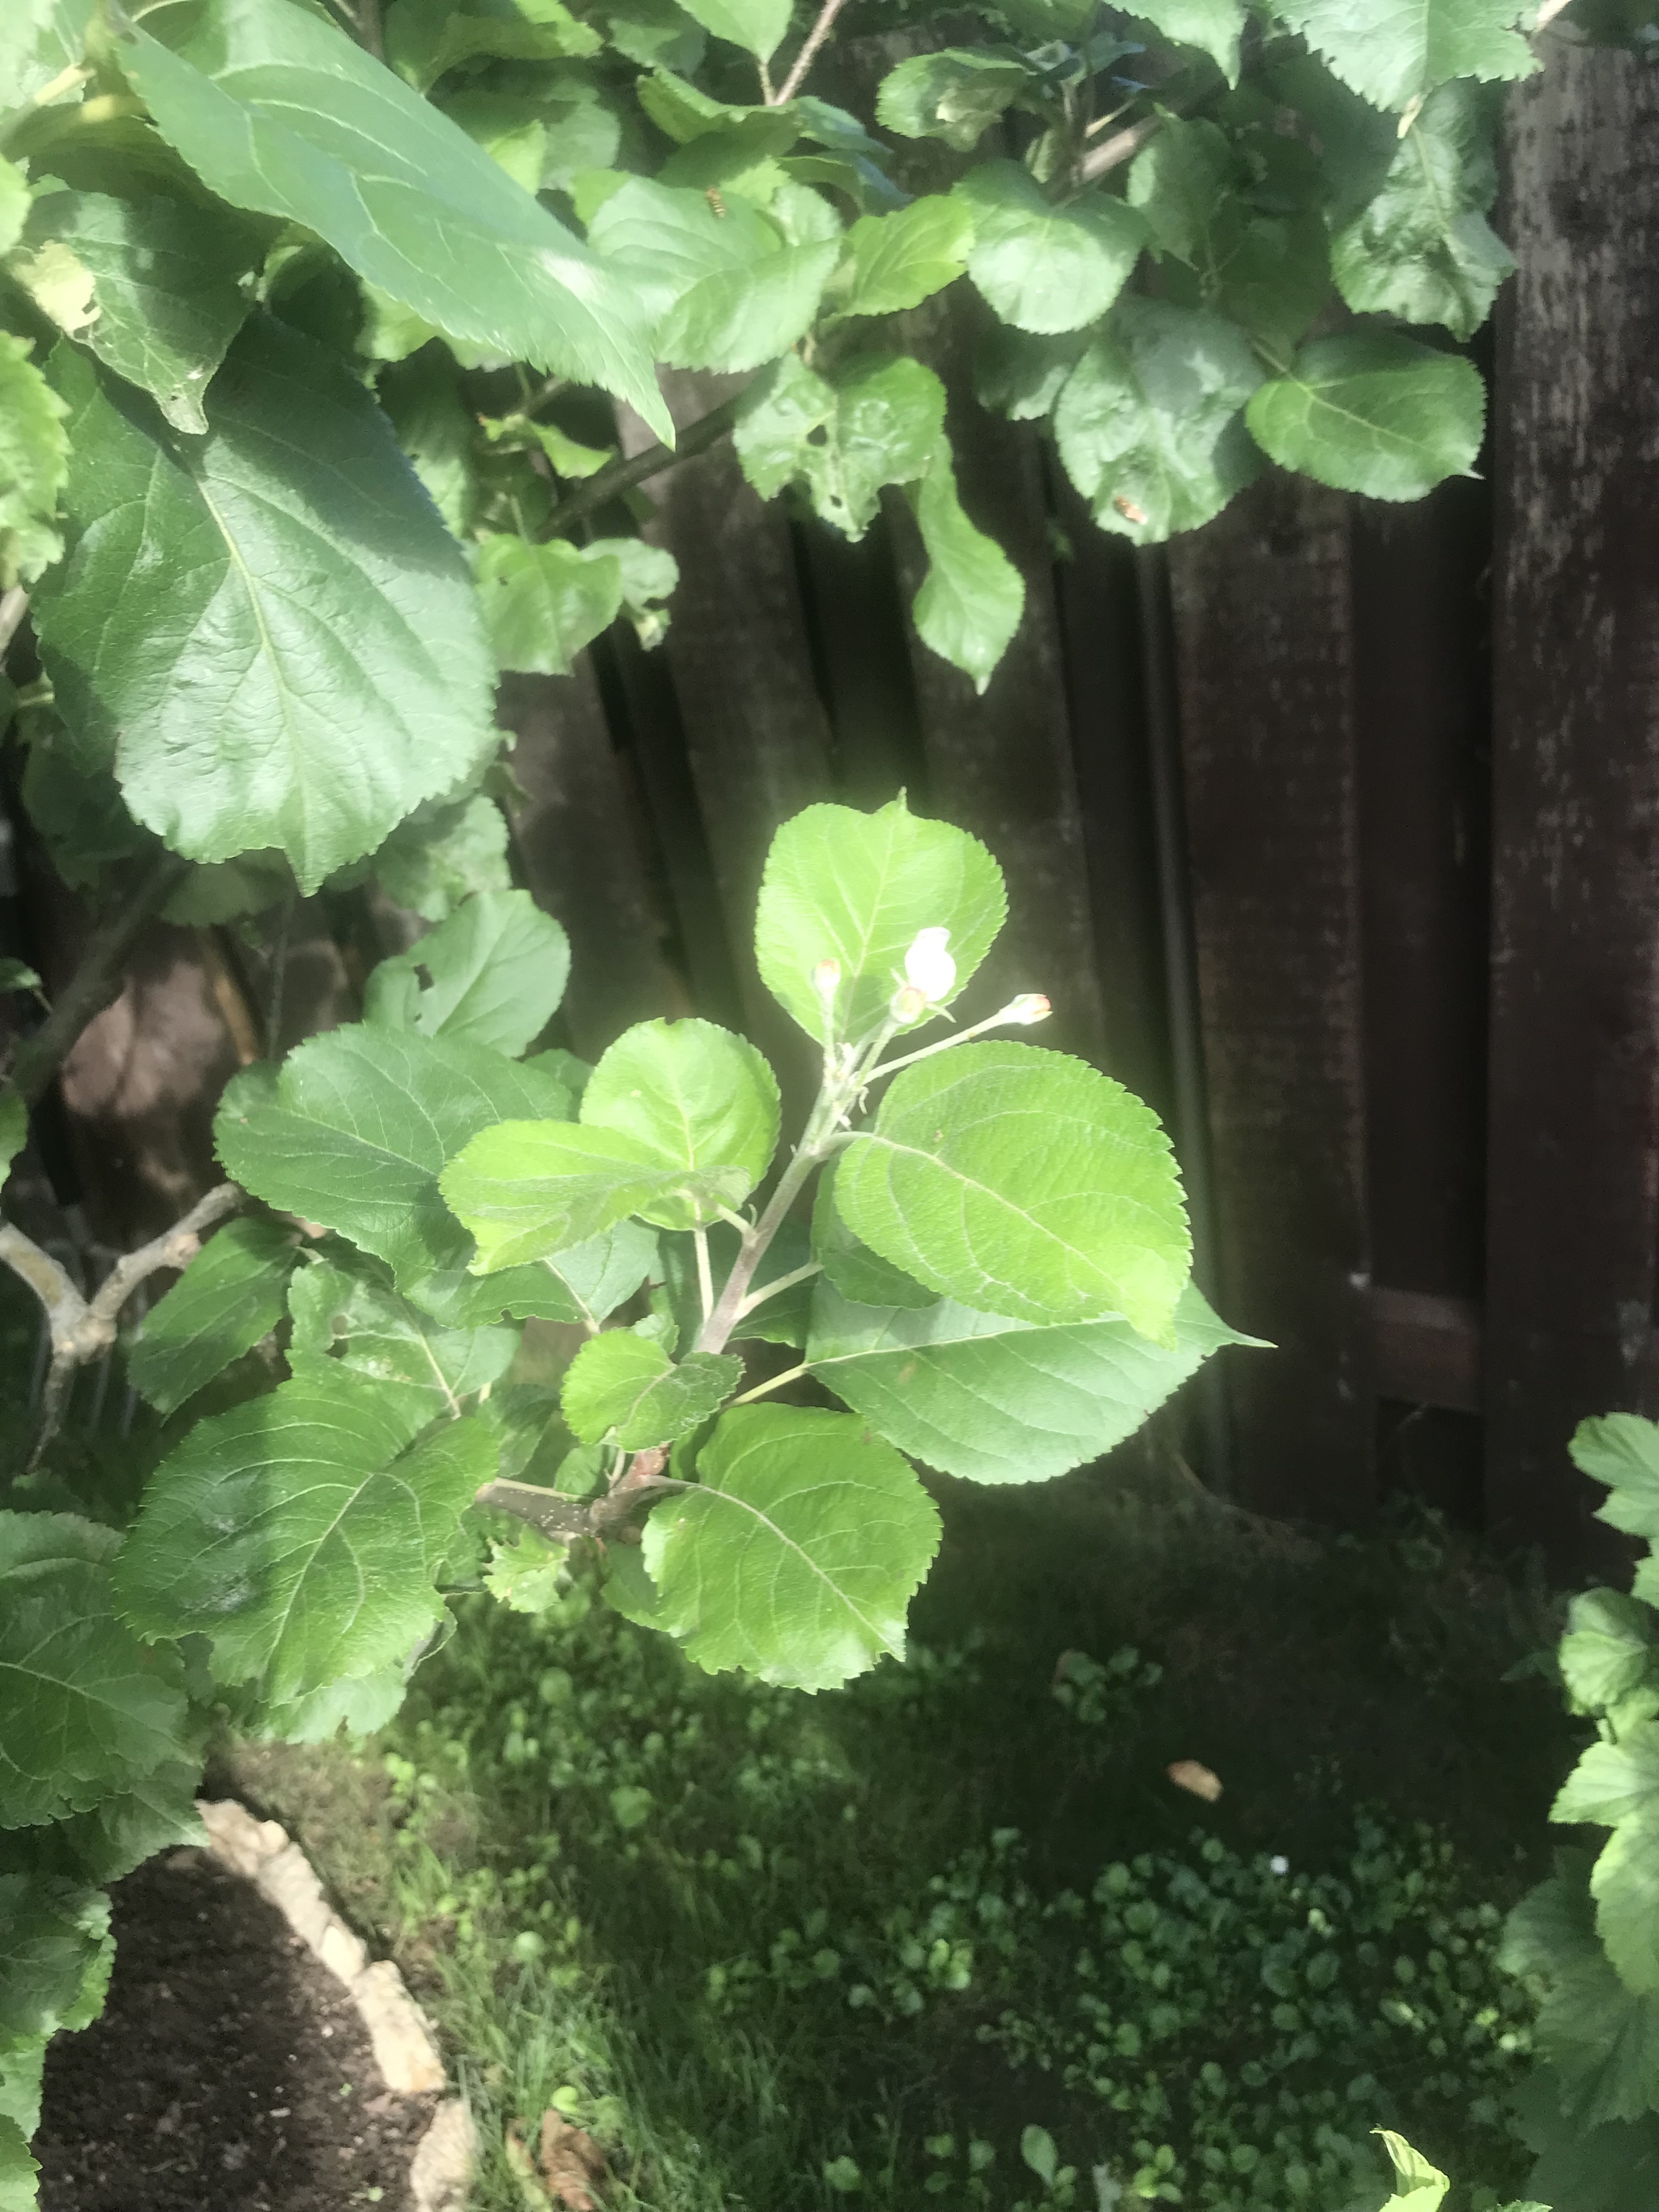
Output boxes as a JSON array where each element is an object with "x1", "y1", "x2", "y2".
[
  {"x1": 1077, "y1": 111, "x2": 1161, "y2": 185},
  {"x1": 3, "y1": 1182, "x2": 243, "y2": 1465},
  {"x1": 772, "y1": 0, "x2": 850, "y2": 105},
  {"x1": 542, "y1": 391, "x2": 747, "y2": 538},
  {"x1": 8, "y1": 848, "x2": 192, "y2": 1108}
]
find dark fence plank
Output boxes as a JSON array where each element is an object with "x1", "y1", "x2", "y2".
[
  {"x1": 619, "y1": 373, "x2": 834, "y2": 1083},
  {"x1": 889, "y1": 306, "x2": 1108, "y2": 1061},
  {"x1": 1167, "y1": 474, "x2": 1372, "y2": 1519},
  {"x1": 500, "y1": 664, "x2": 678, "y2": 1060},
  {"x1": 1484, "y1": 42, "x2": 1659, "y2": 1561}
]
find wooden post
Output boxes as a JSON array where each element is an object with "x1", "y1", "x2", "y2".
[
  {"x1": 1167, "y1": 474, "x2": 1373, "y2": 1519},
  {"x1": 1485, "y1": 42, "x2": 1659, "y2": 1561}
]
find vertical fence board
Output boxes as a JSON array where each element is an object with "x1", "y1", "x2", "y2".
[
  {"x1": 889, "y1": 312, "x2": 1107, "y2": 1060},
  {"x1": 499, "y1": 664, "x2": 677, "y2": 1060},
  {"x1": 1485, "y1": 44, "x2": 1659, "y2": 1560},
  {"x1": 1168, "y1": 475, "x2": 1372, "y2": 1519},
  {"x1": 621, "y1": 373, "x2": 833, "y2": 1082}
]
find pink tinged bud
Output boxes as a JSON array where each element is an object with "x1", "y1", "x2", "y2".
[
  {"x1": 902, "y1": 926, "x2": 956, "y2": 1004},
  {"x1": 812, "y1": 957, "x2": 842, "y2": 1003},
  {"x1": 889, "y1": 981, "x2": 929, "y2": 1024},
  {"x1": 1004, "y1": 993, "x2": 1051, "y2": 1026}
]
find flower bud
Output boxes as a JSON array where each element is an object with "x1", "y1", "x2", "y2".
[
  {"x1": 888, "y1": 981, "x2": 929, "y2": 1025},
  {"x1": 812, "y1": 957, "x2": 842, "y2": 1006},
  {"x1": 902, "y1": 926, "x2": 956, "y2": 1005},
  {"x1": 1001, "y1": 993, "x2": 1051, "y2": 1026}
]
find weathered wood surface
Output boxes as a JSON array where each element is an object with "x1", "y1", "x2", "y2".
[
  {"x1": 499, "y1": 663, "x2": 677, "y2": 1060},
  {"x1": 889, "y1": 302, "x2": 1108, "y2": 1061},
  {"x1": 1168, "y1": 474, "x2": 1372, "y2": 1519},
  {"x1": 1485, "y1": 42, "x2": 1659, "y2": 1560},
  {"x1": 619, "y1": 372, "x2": 833, "y2": 1089}
]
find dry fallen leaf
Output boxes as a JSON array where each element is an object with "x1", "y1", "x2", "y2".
[
  {"x1": 1166, "y1": 1758, "x2": 1223, "y2": 1802},
  {"x1": 539, "y1": 2109, "x2": 611, "y2": 2211}
]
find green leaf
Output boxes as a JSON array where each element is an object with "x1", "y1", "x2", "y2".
[
  {"x1": 1245, "y1": 333, "x2": 1486, "y2": 501},
  {"x1": 812, "y1": 1175, "x2": 935, "y2": 1311},
  {"x1": 386, "y1": 0, "x2": 600, "y2": 87},
  {"x1": 126, "y1": 1217, "x2": 298, "y2": 1416},
  {"x1": 1270, "y1": 53, "x2": 1399, "y2": 226},
  {"x1": 1054, "y1": 296, "x2": 1264, "y2": 544},
  {"x1": 1593, "y1": 1810, "x2": 1659, "y2": 1999},
  {"x1": 215, "y1": 1022, "x2": 572, "y2": 1293},
  {"x1": 43, "y1": 1761, "x2": 205, "y2": 1888},
  {"x1": 833, "y1": 197, "x2": 975, "y2": 317},
  {"x1": 441, "y1": 1118, "x2": 748, "y2": 1272},
  {"x1": 1331, "y1": 83, "x2": 1514, "y2": 341},
  {"x1": 369, "y1": 791, "x2": 512, "y2": 921},
  {"x1": 1272, "y1": 0, "x2": 1536, "y2": 109},
  {"x1": 116, "y1": 0, "x2": 667, "y2": 435},
  {"x1": 674, "y1": 0, "x2": 789, "y2": 58},
  {"x1": 953, "y1": 162, "x2": 1144, "y2": 335},
  {"x1": 600, "y1": 0, "x2": 707, "y2": 72},
  {"x1": 1561, "y1": 1591, "x2": 1659, "y2": 1723},
  {"x1": 0, "y1": 332, "x2": 68, "y2": 590},
  {"x1": 734, "y1": 352, "x2": 946, "y2": 540},
  {"x1": 0, "y1": 160, "x2": 28, "y2": 258},
  {"x1": 288, "y1": 1249, "x2": 519, "y2": 1414},
  {"x1": 438, "y1": 87, "x2": 549, "y2": 192},
  {"x1": 837, "y1": 1040, "x2": 1190, "y2": 1340},
  {"x1": 376, "y1": 349, "x2": 480, "y2": 539},
  {"x1": 1126, "y1": 116, "x2": 1235, "y2": 264},
  {"x1": 561, "y1": 1330, "x2": 742, "y2": 1446},
  {"x1": 0, "y1": 1512, "x2": 190, "y2": 1831},
  {"x1": 32, "y1": 324, "x2": 495, "y2": 892},
  {"x1": 806, "y1": 1277, "x2": 1246, "y2": 1483},
  {"x1": 117, "y1": 1366, "x2": 493, "y2": 1702},
  {"x1": 1130, "y1": 0, "x2": 1247, "y2": 79},
  {"x1": 0, "y1": 1093, "x2": 26, "y2": 1191},
  {"x1": 474, "y1": 535, "x2": 625, "y2": 676},
  {"x1": 641, "y1": 1404, "x2": 941, "y2": 1689},
  {"x1": 876, "y1": 51, "x2": 1033, "y2": 152},
  {"x1": 908, "y1": 441, "x2": 1025, "y2": 692},
  {"x1": 1575, "y1": 1414, "x2": 1659, "y2": 1545},
  {"x1": 1374, "y1": 2131, "x2": 1449, "y2": 2212},
  {"x1": 581, "y1": 1018, "x2": 780, "y2": 1231},
  {"x1": 1503, "y1": 1860, "x2": 1659, "y2": 2129},
  {"x1": 0, "y1": 1873, "x2": 112, "y2": 2051},
  {"x1": 0, "y1": 2115, "x2": 36, "y2": 2212},
  {"x1": 1555, "y1": 1726, "x2": 1659, "y2": 1832},
  {"x1": 483, "y1": 1219, "x2": 661, "y2": 1328},
  {"x1": 975, "y1": 326, "x2": 1088, "y2": 423},
  {"x1": 1021, "y1": 2127, "x2": 1059, "y2": 2189},
  {"x1": 254, "y1": 1663, "x2": 412, "y2": 1745},
  {"x1": 754, "y1": 792, "x2": 1005, "y2": 1047},
  {"x1": 364, "y1": 889, "x2": 570, "y2": 1059},
  {"x1": 11, "y1": 190, "x2": 260, "y2": 434},
  {"x1": 586, "y1": 177, "x2": 840, "y2": 373},
  {"x1": 485, "y1": 1525, "x2": 570, "y2": 1613},
  {"x1": 484, "y1": 1384, "x2": 578, "y2": 1485}
]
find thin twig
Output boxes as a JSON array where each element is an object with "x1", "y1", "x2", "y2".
[
  {"x1": 1077, "y1": 110, "x2": 1161, "y2": 185},
  {"x1": 772, "y1": 0, "x2": 850, "y2": 105},
  {"x1": 0, "y1": 589, "x2": 28, "y2": 661},
  {"x1": 8, "y1": 849, "x2": 192, "y2": 1108},
  {"x1": 3, "y1": 1183, "x2": 243, "y2": 1465},
  {"x1": 264, "y1": 893, "x2": 296, "y2": 1059},
  {"x1": 733, "y1": 1258, "x2": 821, "y2": 1319},
  {"x1": 732, "y1": 1360, "x2": 808, "y2": 1404},
  {"x1": 541, "y1": 391, "x2": 747, "y2": 538}
]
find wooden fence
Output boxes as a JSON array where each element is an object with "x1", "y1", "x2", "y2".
[{"x1": 6, "y1": 40, "x2": 1657, "y2": 1571}]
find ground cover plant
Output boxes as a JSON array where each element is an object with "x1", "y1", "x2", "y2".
[{"x1": 224, "y1": 1484, "x2": 1565, "y2": 2211}]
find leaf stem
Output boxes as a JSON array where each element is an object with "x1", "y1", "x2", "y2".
[
  {"x1": 0, "y1": 589, "x2": 28, "y2": 662},
  {"x1": 734, "y1": 1258, "x2": 822, "y2": 1319},
  {"x1": 8, "y1": 849, "x2": 193, "y2": 1108},
  {"x1": 1077, "y1": 110, "x2": 1161, "y2": 185},
  {"x1": 541, "y1": 391, "x2": 748, "y2": 538},
  {"x1": 693, "y1": 1225, "x2": 714, "y2": 1320},
  {"x1": 732, "y1": 1360, "x2": 809, "y2": 1404},
  {"x1": 697, "y1": 1085, "x2": 844, "y2": 1357},
  {"x1": 771, "y1": 0, "x2": 851, "y2": 105}
]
